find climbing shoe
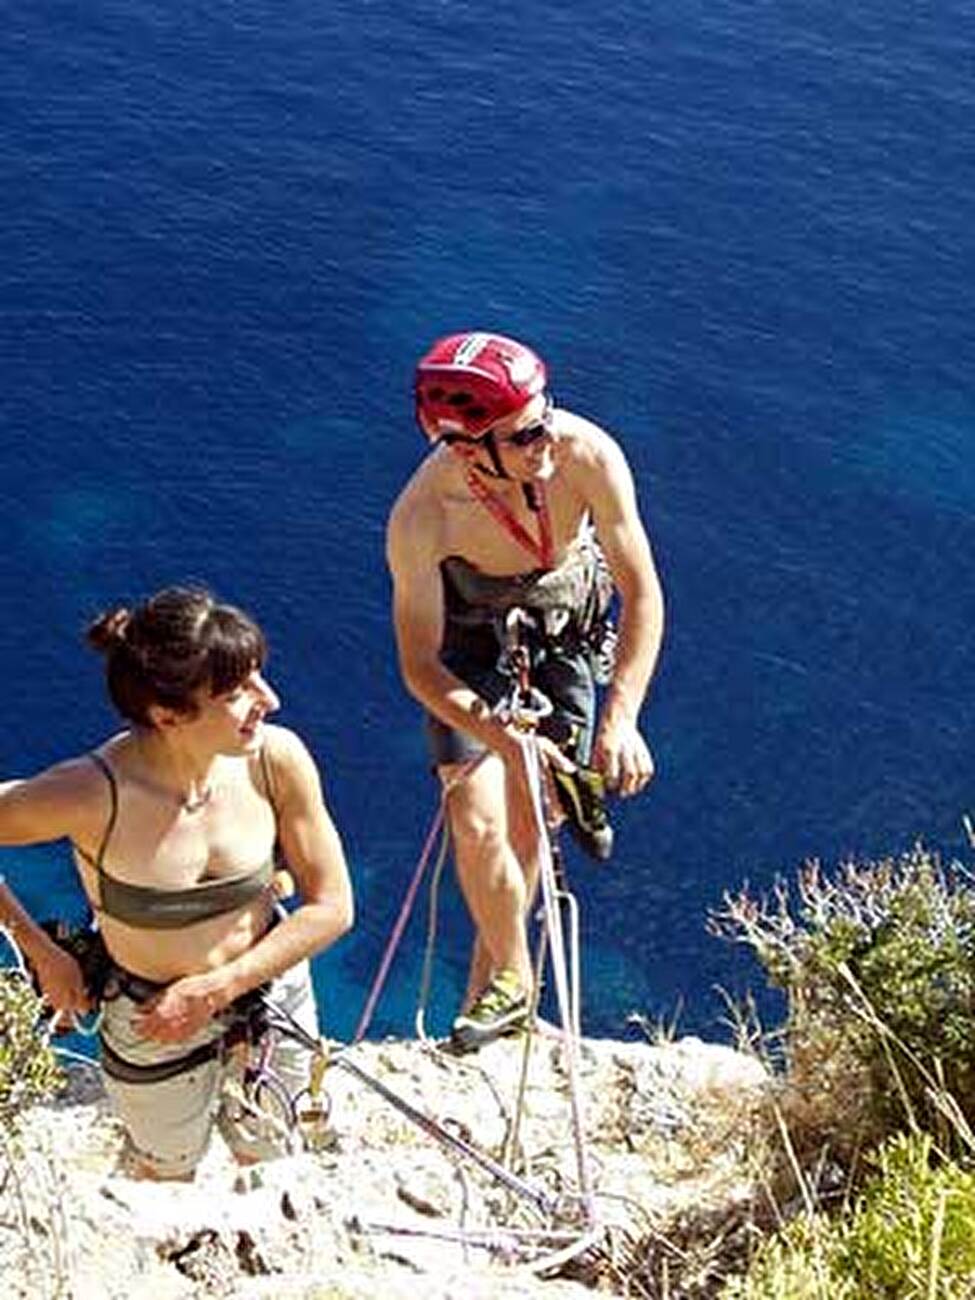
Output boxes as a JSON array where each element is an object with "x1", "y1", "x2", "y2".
[
  {"x1": 449, "y1": 970, "x2": 529, "y2": 1055},
  {"x1": 551, "y1": 765, "x2": 614, "y2": 862}
]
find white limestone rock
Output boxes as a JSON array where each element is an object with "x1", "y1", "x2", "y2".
[{"x1": 0, "y1": 1033, "x2": 769, "y2": 1298}]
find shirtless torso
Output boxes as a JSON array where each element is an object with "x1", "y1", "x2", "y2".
[{"x1": 394, "y1": 408, "x2": 597, "y2": 579}]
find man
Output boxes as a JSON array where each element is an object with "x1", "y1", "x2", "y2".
[{"x1": 387, "y1": 332, "x2": 664, "y2": 1052}]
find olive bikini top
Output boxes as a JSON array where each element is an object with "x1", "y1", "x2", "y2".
[{"x1": 74, "y1": 750, "x2": 276, "y2": 930}]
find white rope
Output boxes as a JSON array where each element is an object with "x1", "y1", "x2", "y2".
[
  {"x1": 518, "y1": 733, "x2": 597, "y2": 1222},
  {"x1": 0, "y1": 923, "x2": 31, "y2": 982}
]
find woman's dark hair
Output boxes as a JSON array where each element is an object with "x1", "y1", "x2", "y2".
[{"x1": 87, "y1": 586, "x2": 267, "y2": 726}]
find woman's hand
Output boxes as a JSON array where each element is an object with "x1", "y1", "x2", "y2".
[
  {"x1": 32, "y1": 943, "x2": 91, "y2": 1018},
  {"x1": 135, "y1": 972, "x2": 227, "y2": 1043}
]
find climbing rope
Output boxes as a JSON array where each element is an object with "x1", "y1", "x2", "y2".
[
  {"x1": 353, "y1": 751, "x2": 486, "y2": 1046},
  {"x1": 517, "y1": 730, "x2": 596, "y2": 1222},
  {"x1": 344, "y1": 604, "x2": 601, "y2": 1260}
]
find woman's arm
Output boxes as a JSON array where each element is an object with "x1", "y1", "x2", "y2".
[
  {"x1": 0, "y1": 878, "x2": 90, "y2": 1014},
  {"x1": 0, "y1": 762, "x2": 100, "y2": 1014},
  {"x1": 0, "y1": 760, "x2": 100, "y2": 846}
]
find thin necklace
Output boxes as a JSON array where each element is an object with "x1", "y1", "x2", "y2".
[
  {"x1": 135, "y1": 732, "x2": 215, "y2": 812},
  {"x1": 180, "y1": 784, "x2": 213, "y2": 813}
]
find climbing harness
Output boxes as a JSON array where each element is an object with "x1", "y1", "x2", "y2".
[{"x1": 218, "y1": 992, "x2": 333, "y2": 1154}]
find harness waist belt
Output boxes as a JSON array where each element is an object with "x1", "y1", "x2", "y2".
[
  {"x1": 99, "y1": 1034, "x2": 223, "y2": 1085},
  {"x1": 99, "y1": 956, "x2": 275, "y2": 1083}
]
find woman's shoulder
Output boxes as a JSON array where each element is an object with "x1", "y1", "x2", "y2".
[
  {"x1": 258, "y1": 725, "x2": 327, "y2": 807},
  {"x1": 259, "y1": 724, "x2": 318, "y2": 779},
  {"x1": 36, "y1": 747, "x2": 119, "y2": 797},
  {"x1": 0, "y1": 747, "x2": 119, "y2": 847},
  {"x1": 261, "y1": 722, "x2": 306, "y2": 756}
]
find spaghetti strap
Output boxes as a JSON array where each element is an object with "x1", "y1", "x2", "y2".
[
  {"x1": 258, "y1": 742, "x2": 289, "y2": 880},
  {"x1": 258, "y1": 743, "x2": 280, "y2": 819},
  {"x1": 87, "y1": 752, "x2": 119, "y2": 909}
]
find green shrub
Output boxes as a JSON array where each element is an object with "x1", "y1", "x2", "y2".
[
  {"x1": 0, "y1": 970, "x2": 64, "y2": 1129},
  {"x1": 723, "y1": 1131, "x2": 975, "y2": 1298},
  {"x1": 713, "y1": 845, "x2": 975, "y2": 1158}
]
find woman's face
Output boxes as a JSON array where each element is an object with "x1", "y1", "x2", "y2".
[{"x1": 178, "y1": 668, "x2": 280, "y2": 754}]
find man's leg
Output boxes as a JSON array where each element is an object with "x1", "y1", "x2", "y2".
[{"x1": 441, "y1": 751, "x2": 542, "y2": 1009}]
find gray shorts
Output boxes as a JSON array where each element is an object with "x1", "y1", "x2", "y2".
[{"x1": 99, "y1": 960, "x2": 319, "y2": 1178}]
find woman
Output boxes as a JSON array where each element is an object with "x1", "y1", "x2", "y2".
[{"x1": 0, "y1": 585, "x2": 353, "y2": 1179}]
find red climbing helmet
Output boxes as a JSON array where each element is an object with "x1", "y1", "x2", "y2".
[{"x1": 414, "y1": 331, "x2": 547, "y2": 439}]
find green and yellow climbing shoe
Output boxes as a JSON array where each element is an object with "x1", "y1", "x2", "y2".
[
  {"x1": 449, "y1": 970, "x2": 529, "y2": 1054},
  {"x1": 551, "y1": 765, "x2": 614, "y2": 862}
]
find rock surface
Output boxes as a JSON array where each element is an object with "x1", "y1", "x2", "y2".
[{"x1": 0, "y1": 1033, "x2": 768, "y2": 1298}]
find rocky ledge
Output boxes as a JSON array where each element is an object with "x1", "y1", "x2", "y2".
[{"x1": 1, "y1": 1033, "x2": 768, "y2": 1299}]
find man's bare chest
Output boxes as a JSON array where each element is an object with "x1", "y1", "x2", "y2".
[{"x1": 439, "y1": 483, "x2": 587, "y2": 575}]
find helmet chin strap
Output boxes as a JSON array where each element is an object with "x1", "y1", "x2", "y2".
[
  {"x1": 469, "y1": 451, "x2": 539, "y2": 512},
  {"x1": 474, "y1": 431, "x2": 509, "y2": 481}
]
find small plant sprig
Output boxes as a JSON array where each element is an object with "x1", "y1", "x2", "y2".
[{"x1": 0, "y1": 930, "x2": 64, "y2": 1130}]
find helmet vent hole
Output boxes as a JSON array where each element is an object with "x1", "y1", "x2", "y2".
[{"x1": 447, "y1": 391, "x2": 473, "y2": 407}]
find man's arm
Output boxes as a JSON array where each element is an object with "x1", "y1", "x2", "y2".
[
  {"x1": 582, "y1": 425, "x2": 665, "y2": 794},
  {"x1": 136, "y1": 728, "x2": 354, "y2": 1042},
  {"x1": 387, "y1": 492, "x2": 525, "y2": 763}
]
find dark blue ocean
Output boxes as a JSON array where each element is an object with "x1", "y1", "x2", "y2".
[{"x1": 3, "y1": 1, "x2": 974, "y2": 1043}]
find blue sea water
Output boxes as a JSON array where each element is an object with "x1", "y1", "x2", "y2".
[{"x1": 2, "y1": 1, "x2": 973, "y2": 1042}]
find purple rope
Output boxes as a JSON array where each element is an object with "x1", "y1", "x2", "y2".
[
  {"x1": 352, "y1": 799, "x2": 447, "y2": 1044},
  {"x1": 353, "y1": 753, "x2": 486, "y2": 1044}
]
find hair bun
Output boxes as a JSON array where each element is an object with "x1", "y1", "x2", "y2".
[{"x1": 86, "y1": 605, "x2": 133, "y2": 653}]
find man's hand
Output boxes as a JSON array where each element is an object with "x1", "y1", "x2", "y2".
[
  {"x1": 531, "y1": 733, "x2": 577, "y2": 775},
  {"x1": 593, "y1": 715, "x2": 654, "y2": 797},
  {"x1": 33, "y1": 944, "x2": 91, "y2": 1018},
  {"x1": 136, "y1": 972, "x2": 227, "y2": 1043}
]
